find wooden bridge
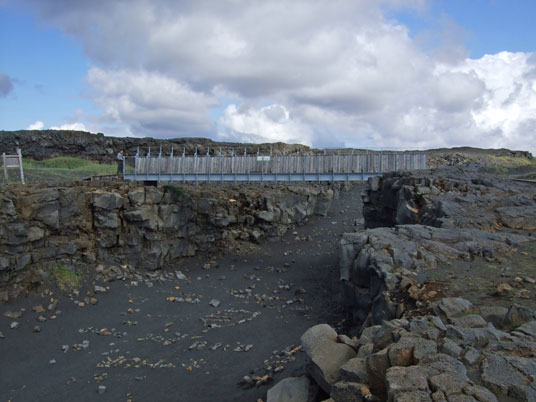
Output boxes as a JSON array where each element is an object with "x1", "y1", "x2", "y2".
[{"x1": 124, "y1": 150, "x2": 427, "y2": 182}]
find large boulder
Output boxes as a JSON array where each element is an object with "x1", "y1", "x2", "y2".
[
  {"x1": 267, "y1": 376, "x2": 314, "y2": 402},
  {"x1": 301, "y1": 324, "x2": 356, "y2": 393}
]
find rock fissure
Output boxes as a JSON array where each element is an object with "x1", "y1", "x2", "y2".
[{"x1": 270, "y1": 167, "x2": 536, "y2": 402}]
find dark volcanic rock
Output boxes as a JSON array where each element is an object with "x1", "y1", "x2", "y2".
[
  {"x1": 0, "y1": 181, "x2": 336, "y2": 295},
  {"x1": 0, "y1": 130, "x2": 311, "y2": 162}
]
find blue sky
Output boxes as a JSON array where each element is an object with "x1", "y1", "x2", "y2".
[
  {"x1": 390, "y1": 0, "x2": 536, "y2": 58},
  {"x1": 1, "y1": 0, "x2": 535, "y2": 153},
  {"x1": 0, "y1": 7, "x2": 96, "y2": 130}
]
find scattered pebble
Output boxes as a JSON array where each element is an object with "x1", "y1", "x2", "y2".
[
  {"x1": 32, "y1": 305, "x2": 46, "y2": 313},
  {"x1": 94, "y1": 285, "x2": 107, "y2": 293},
  {"x1": 4, "y1": 311, "x2": 22, "y2": 319},
  {"x1": 209, "y1": 299, "x2": 221, "y2": 308}
]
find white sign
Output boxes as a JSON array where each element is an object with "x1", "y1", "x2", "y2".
[{"x1": 256, "y1": 156, "x2": 271, "y2": 161}]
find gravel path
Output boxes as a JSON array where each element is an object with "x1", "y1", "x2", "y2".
[{"x1": 0, "y1": 184, "x2": 363, "y2": 402}]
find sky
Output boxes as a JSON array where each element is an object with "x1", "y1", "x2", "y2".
[{"x1": 1, "y1": 0, "x2": 535, "y2": 153}]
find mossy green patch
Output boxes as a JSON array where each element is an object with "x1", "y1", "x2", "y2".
[
  {"x1": 164, "y1": 184, "x2": 189, "y2": 200},
  {"x1": 50, "y1": 263, "x2": 81, "y2": 292}
]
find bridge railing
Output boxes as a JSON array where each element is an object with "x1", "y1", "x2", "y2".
[
  {"x1": 125, "y1": 150, "x2": 426, "y2": 182},
  {"x1": 134, "y1": 152, "x2": 425, "y2": 174}
]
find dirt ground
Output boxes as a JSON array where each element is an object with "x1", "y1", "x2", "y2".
[
  {"x1": 416, "y1": 236, "x2": 536, "y2": 314},
  {"x1": 0, "y1": 184, "x2": 364, "y2": 402}
]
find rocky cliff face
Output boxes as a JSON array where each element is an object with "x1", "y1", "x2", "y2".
[
  {"x1": 343, "y1": 167, "x2": 536, "y2": 329},
  {"x1": 0, "y1": 130, "x2": 311, "y2": 161},
  {"x1": 0, "y1": 181, "x2": 335, "y2": 299},
  {"x1": 267, "y1": 168, "x2": 536, "y2": 401}
]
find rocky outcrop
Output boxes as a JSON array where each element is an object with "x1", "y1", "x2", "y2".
[
  {"x1": 339, "y1": 225, "x2": 529, "y2": 328},
  {"x1": 362, "y1": 167, "x2": 536, "y2": 231},
  {"x1": 343, "y1": 167, "x2": 536, "y2": 329},
  {"x1": 270, "y1": 299, "x2": 536, "y2": 401},
  {"x1": 0, "y1": 181, "x2": 335, "y2": 299},
  {"x1": 268, "y1": 167, "x2": 536, "y2": 401},
  {"x1": 0, "y1": 130, "x2": 311, "y2": 162}
]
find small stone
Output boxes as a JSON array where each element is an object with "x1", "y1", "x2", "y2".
[
  {"x1": 49, "y1": 359, "x2": 56, "y2": 364},
  {"x1": 4, "y1": 311, "x2": 22, "y2": 319},
  {"x1": 37, "y1": 315, "x2": 47, "y2": 322},
  {"x1": 10, "y1": 321, "x2": 20, "y2": 329},
  {"x1": 524, "y1": 276, "x2": 536, "y2": 284},
  {"x1": 209, "y1": 299, "x2": 221, "y2": 308},
  {"x1": 32, "y1": 305, "x2": 46, "y2": 313},
  {"x1": 497, "y1": 283, "x2": 513, "y2": 296},
  {"x1": 90, "y1": 298, "x2": 98, "y2": 305},
  {"x1": 33, "y1": 326, "x2": 41, "y2": 333},
  {"x1": 97, "y1": 385, "x2": 106, "y2": 394},
  {"x1": 441, "y1": 338, "x2": 462, "y2": 358},
  {"x1": 0, "y1": 331, "x2": 4, "y2": 338},
  {"x1": 463, "y1": 347, "x2": 480, "y2": 365},
  {"x1": 94, "y1": 285, "x2": 107, "y2": 293},
  {"x1": 176, "y1": 271, "x2": 187, "y2": 280}
]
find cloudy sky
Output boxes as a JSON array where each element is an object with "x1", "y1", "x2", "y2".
[{"x1": 1, "y1": 0, "x2": 535, "y2": 153}]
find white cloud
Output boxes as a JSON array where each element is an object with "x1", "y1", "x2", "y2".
[
  {"x1": 19, "y1": 0, "x2": 536, "y2": 154},
  {"x1": 50, "y1": 122, "x2": 87, "y2": 131},
  {"x1": 85, "y1": 67, "x2": 216, "y2": 138},
  {"x1": 27, "y1": 120, "x2": 44, "y2": 130},
  {"x1": 218, "y1": 103, "x2": 313, "y2": 145}
]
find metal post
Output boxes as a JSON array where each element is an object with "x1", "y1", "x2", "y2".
[
  {"x1": 182, "y1": 147, "x2": 186, "y2": 183},
  {"x1": 15, "y1": 149, "x2": 24, "y2": 184},
  {"x1": 207, "y1": 150, "x2": 211, "y2": 182},
  {"x1": 379, "y1": 151, "x2": 382, "y2": 173},
  {"x1": 194, "y1": 148, "x2": 198, "y2": 184},
  {"x1": 233, "y1": 149, "x2": 236, "y2": 183},
  {"x1": 157, "y1": 148, "x2": 161, "y2": 182},
  {"x1": 303, "y1": 153, "x2": 306, "y2": 181},
  {"x1": 2, "y1": 153, "x2": 7, "y2": 183},
  {"x1": 145, "y1": 147, "x2": 150, "y2": 179},
  {"x1": 346, "y1": 153, "x2": 350, "y2": 182}
]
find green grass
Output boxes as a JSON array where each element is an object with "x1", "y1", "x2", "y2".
[
  {"x1": 50, "y1": 263, "x2": 81, "y2": 292},
  {"x1": 481, "y1": 156, "x2": 536, "y2": 179},
  {"x1": 489, "y1": 155, "x2": 536, "y2": 168},
  {"x1": 23, "y1": 156, "x2": 117, "y2": 175},
  {"x1": 1, "y1": 156, "x2": 134, "y2": 185}
]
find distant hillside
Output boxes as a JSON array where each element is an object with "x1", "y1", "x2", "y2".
[
  {"x1": 0, "y1": 130, "x2": 311, "y2": 162},
  {"x1": 0, "y1": 130, "x2": 533, "y2": 171}
]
